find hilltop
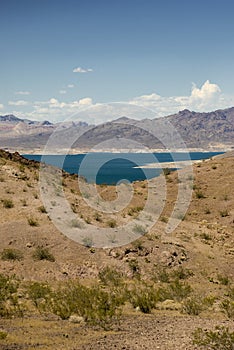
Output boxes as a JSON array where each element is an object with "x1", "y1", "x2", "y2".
[{"x1": 0, "y1": 150, "x2": 233, "y2": 349}]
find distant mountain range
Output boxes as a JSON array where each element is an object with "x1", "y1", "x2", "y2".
[{"x1": 0, "y1": 107, "x2": 233, "y2": 151}]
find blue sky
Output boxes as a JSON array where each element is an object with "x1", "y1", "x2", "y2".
[{"x1": 1, "y1": 0, "x2": 234, "y2": 123}]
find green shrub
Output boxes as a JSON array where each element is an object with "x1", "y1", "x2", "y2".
[
  {"x1": 195, "y1": 190, "x2": 205, "y2": 199},
  {"x1": 38, "y1": 205, "x2": 47, "y2": 213},
  {"x1": 220, "y1": 209, "x2": 229, "y2": 217},
  {"x1": 192, "y1": 326, "x2": 234, "y2": 349},
  {"x1": 129, "y1": 282, "x2": 156, "y2": 313},
  {"x1": 133, "y1": 224, "x2": 147, "y2": 235},
  {"x1": 0, "y1": 330, "x2": 8, "y2": 339},
  {"x1": 0, "y1": 274, "x2": 22, "y2": 317},
  {"x1": 200, "y1": 232, "x2": 212, "y2": 241},
  {"x1": 107, "y1": 219, "x2": 117, "y2": 228},
  {"x1": 1, "y1": 199, "x2": 14, "y2": 208},
  {"x1": 28, "y1": 217, "x2": 39, "y2": 226},
  {"x1": 160, "y1": 216, "x2": 168, "y2": 223},
  {"x1": 128, "y1": 259, "x2": 141, "y2": 278},
  {"x1": 221, "y1": 299, "x2": 234, "y2": 318},
  {"x1": 1, "y1": 248, "x2": 23, "y2": 261},
  {"x1": 152, "y1": 267, "x2": 170, "y2": 283},
  {"x1": 99, "y1": 266, "x2": 123, "y2": 287},
  {"x1": 182, "y1": 296, "x2": 203, "y2": 315},
  {"x1": 27, "y1": 282, "x2": 52, "y2": 310},
  {"x1": 33, "y1": 247, "x2": 55, "y2": 262},
  {"x1": 156, "y1": 279, "x2": 192, "y2": 302},
  {"x1": 217, "y1": 274, "x2": 229, "y2": 286},
  {"x1": 49, "y1": 281, "x2": 124, "y2": 329},
  {"x1": 173, "y1": 267, "x2": 194, "y2": 280}
]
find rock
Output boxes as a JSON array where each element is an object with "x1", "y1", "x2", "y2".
[
  {"x1": 69, "y1": 315, "x2": 85, "y2": 324},
  {"x1": 156, "y1": 299, "x2": 182, "y2": 311}
]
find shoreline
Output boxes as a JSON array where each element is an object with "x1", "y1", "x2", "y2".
[{"x1": 2, "y1": 147, "x2": 228, "y2": 155}]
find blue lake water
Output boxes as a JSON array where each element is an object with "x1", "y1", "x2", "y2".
[{"x1": 23, "y1": 152, "x2": 223, "y2": 185}]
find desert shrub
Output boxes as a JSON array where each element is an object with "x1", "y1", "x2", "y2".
[
  {"x1": 200, "y1": 232, "x2": 212, "y2": 241},
  {"x1": 0, "y1": 274, "x2": 22, "y2": 317},
  {"x1": 195, "y1": 190, "x2": 205, "y2": 199},
  {"x1": 160, "y1": 216, "x2": 168, "y2": 223},
  {"x1": 127, "y1": 206, "x2": 143, "y2": 216},
  {"x1": 99, "y1": 266, "x2": 124, "y2": 287},
  {"x1": 85, "y1": 217, "x2": 91, "y2": 224},
  {"x1": 70, "y1": 219, "x2": 83, "y2": 228},
  {"x1": 156, "y1": 279, "x2": 192, "y2": 302},
  {"x1": 163, "y1": 168, "x2": 171, "y2": 176},
  {"x1": 128, "y1": 259, "x2": 141, "y2": 278},
  {"x1": 128, "y1": 282, "x2": 156, "y2": 313},
  {"x1": 107, "y1": 219, "x2": 117, "y2": 228},
  {"x1": 32, "y1": 247, "x2": 55, "y2": 262},
  {"x1": 1, "y1": 199, "x2": 14, "y2": 208},
  {"x1": 94, "y1": 212, "x2": 102, "y2": 222},
  {"x1": 0, "y1": 330, "x2": 8, "y2": 339},
  {"x1": 192, "y1": 326, "x2": 234, "y2": 349},
  {"x1": 133, "y1": 224, "x2": 147, "y2": 235},
  {"x1": 152, "y1": 267, "x2": 170, "y2": 283},
  {"x1": 182, "y1": 296, "x2": 203, "y2": 315},
  {"x1": 173, "y1": 266, "x2": 194, "y2": 280},
  {"x1": 38, "y1": 205, "x2": 47, "y2": 213},
  {"x1": 132, "y1": 240, "x2": 145, "y2": 253},
  {"x1": 49, "y1": 281, "x2": 124, "y2": 328},
  {"x1": 220, "y1": 209, "x2": 229, "y2": 217},
  {"x1": 221, "y1": 299, "x2": 234, "y2": 318},
  {"x1": 217, "y1": 274, "x2": 229, "y2": 286},
  {"x1": 1, "y1": 248, "x2": 23, "y2": 261},
  {"x1": 82, "y1": 236, "x2": 93, "y2": 247},
  {"x1": 27, "y1": 282, "x2": 52, "y2": 310},
  {"x1": 28, "y1": 217, "x2": 39, "y2": 226}
]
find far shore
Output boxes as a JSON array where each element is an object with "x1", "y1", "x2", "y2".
[{"x1": 1, "y1": 147, "x2": 229, "y2": 155}]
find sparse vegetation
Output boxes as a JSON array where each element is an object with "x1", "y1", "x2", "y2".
[
  {"x1": 192, "y1": 326, "x2": 234, "y2": 349},
  {"x1": 133, "y1": 224, "x2": 147, "y2": 235},
  {"x1": 82, "y1": 236, "x2": 93, "y2": 247},
  {"x1": 32, "y1": 246, "x2": 55, "y2": 262},
  {"x1": 107, "y1": 219, "x2": 117, "y2": 228},
  {"x1": 38, "y1": 205, "x2": 47, "y2": 213},
  {"x1": 220, "y1": 209, "x2": 229, "y2": 217},
  {"x1": 182, "y1": 296, "x2": 203, "y2": 315},
  {"x1": 1, "y1": 248, "x2": 23, "y2": 261},
  {"x1": 1, "y1": 198, "x2": 14, "y2": 208},
  {"x1": 195, "y1": 190, "x2": 205, "y2": 199},
  {"x1": 28, "y1": 217, "x2": 39, "y2": 226}
]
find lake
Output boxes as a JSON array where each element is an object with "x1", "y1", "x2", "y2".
[{"x1": 23, "y1": 152, "x2": 223, "y2": 185}]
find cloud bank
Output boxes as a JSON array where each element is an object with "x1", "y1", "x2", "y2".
[{"x1": 5, "y1": 81, "x2": 234, "y2": 124}]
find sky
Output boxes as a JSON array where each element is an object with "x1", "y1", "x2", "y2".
[{"x1": 1, "y1": 0, "x2": 234, "y2": 123}]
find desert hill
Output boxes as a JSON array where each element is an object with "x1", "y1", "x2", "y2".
[
  {"x1": 0, "y1": 106, "x2": 233, "y2": 151},
  {"x1": 0, "y1": 150, "x2": 233, "y2": 349}
]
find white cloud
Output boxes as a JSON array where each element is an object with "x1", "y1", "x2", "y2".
[
  {"x1": 8, "y1": 100, "x2": 29, "y2": 106},
  {"x1": 67, "y1": 84, "x2": 75, "y2": 88},
  {"x1": 15, "y1": 91, "x2": 31, "y2": 95},
  {"x1": 8, "y1": 80, "x2": 234, "y2": 124},
  {"x1": 59, "y1": 90, "x2": 67, "y2": 94},
  {"x1": 73, "y1": 67, "x2": 93, "y2": 73},
  {"x1": 129, "y1": 80, "x2": 233, "y2": 117},
  {"x1": 0, "y1": 103, "x2": 4, "y2": 110}
]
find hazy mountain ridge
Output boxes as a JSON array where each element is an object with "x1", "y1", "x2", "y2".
[{"x1": 0, "y1": 107, "x2": 233, "y2": 151}]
